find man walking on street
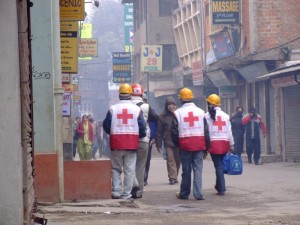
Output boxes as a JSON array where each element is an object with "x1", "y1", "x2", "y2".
[
  {"x1": 103, "y1": 83, "x2": 146, "y2": 199},
  {"x1": 242, "y1": 107, "x2": 266, "y2": 165},
  {"x1": 172, "y1": 88, "x2": 210, "y2": 200},
  {"x1": 156, "y1": 96, "x2": 181, "y2": 185},
  {"x1": 130, "y1": 83, "x2": 159, "y2": 198}
]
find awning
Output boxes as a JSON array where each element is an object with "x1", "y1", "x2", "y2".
[
  {"x1": 206, "y1": 70, "x2": 231, "y2": 87},
  {"x1": 153, "y1": 89, "x2": 176, "y2": 98},
  {"x1": 237, "y1": 62, "x2": 268, "y2": 83},
  {"x1": 257, "y1": 65, "x2": 300, "y2": 80}
]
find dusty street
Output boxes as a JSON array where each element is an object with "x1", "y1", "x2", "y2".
[{"x1": 38, "y1": 156, "x2": 300, "y2": 225}]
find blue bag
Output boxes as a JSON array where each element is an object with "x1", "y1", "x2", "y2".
[{"x1": 223, "y1": 153, "x2": 243, "y2": 175}]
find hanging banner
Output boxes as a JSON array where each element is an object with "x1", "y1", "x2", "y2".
[
  {"x1": 212, "y1": 0, "x2": 240, "y2": 25},
  {"x1": 60, "y1": 0, "x2": 85, "y2": 21},
  {"x1": 112, "y1": 52, "x2": 132, "y2": 83},
  {"x1": 141, "y1": 45, "x2": 162, "y2": 72}
]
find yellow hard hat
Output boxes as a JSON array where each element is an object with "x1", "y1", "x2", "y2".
[
  {"x1": 206, "y1": 94, "x2": 221, "y2": 106},
  {"x1": 119, "y1": 83, "x2": 132, "y2": 94},
  {"x1": 179, "y1": 88, "x2": 194, "y2": 101}
]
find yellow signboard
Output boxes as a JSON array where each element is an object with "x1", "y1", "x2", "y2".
[
  {"x1": 79, "y1": 23, "x2": 93, "y2": 60},
  {"x1": 59, "y1": 0, "x2": 85, "y2": 21},
  {"x1": 60, "y1": 21, "x2": 78, "y2": 73},
  {"x1": 79, "y1": 38, "x2": 98, "y2": 57},
  {"x1": 141, "y1": 45, "x2": 162, "y2": 72}
]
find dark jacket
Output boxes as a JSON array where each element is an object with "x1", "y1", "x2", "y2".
[
  {"x1": 230, "y1": 112, "x2": 245, "y2": 138},
  {"x1": 155, "y1": 97, "x2": 178, "y2": 149}
]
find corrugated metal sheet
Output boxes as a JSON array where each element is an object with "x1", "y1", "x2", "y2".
[
  {"x1": 283, "y1": 85, "x2": 300, "y2": 163},
  {"x1": 269, "y1": 85, "x2": 276, "y2": 154}
]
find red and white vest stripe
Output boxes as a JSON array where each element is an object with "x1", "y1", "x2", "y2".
[
  {"x1": 174, "y1": 103, "x2": 206, "y2": 151},
  {"x1": 205, "y1": 107, "x2": 234, "y2": 154},
  {"x1": 110, "y1": 101, "x2": 140, "y2": 150}
]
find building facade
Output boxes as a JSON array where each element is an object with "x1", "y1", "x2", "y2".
[{"x1": 126, "y1": 0, "x2": 300, "y2": 162}]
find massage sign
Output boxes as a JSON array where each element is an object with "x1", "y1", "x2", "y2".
[{"x1": 211, "y1": 0, "x2": 240, "y2": 25}]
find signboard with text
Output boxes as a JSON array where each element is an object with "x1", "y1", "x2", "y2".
[
  {"x1": 124, "y1": 3, "x2": 134, "y2": 53},
  {"x1": 210, "y1": 31, "x2": 235, "y2": 60},
  {"x1": 62, "y1": 92, "x2": 71, "y2": 117},
  {"x1": 60, "y1": 21, "x2": 78, "y2": 73},
  {"x1": 112, "y1": 52, "x2": 131, "y2": 83},
  {"x1": 212, "y1": 0, "x2": 240, "y2": 25},
  {"x1": 79, "y1": 38, "x2": 98, "y2": 57},
  {"x1": 60, "y1": 0, "x2": 85, "y2": 21},
  {"x1": 141, "y1": 45, "x2": 162, "y2": 73},
  {"x1": 192, "y1": 61, "x2": 203, "y2": 86}
]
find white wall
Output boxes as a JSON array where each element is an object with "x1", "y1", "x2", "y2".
[{"x1": 0, "y1": 1, "x2": 24, "y2": 224}]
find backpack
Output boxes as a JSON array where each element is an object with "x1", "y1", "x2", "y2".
[{"x1": 223, "y1": 153, "x2": 243, "y2": 175}]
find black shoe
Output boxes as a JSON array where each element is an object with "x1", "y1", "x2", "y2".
[
  {"x1": 176, "y1": 192, "x2": 188, "y2": 200},
  {"x1": 248, "y1": 159, "x2": 252, "y2": 164},
  {"x1": 131, "y1": 186, "x2": 139, "y2": 198},
  {"x1": 112, "y1": 195, "x2": 120, "y2": 199},
  {"x1": 144, "y1": 181, "x2": 148, "y2": 186},
  {"x1": 169, "y1": 179, "x2": 176, "y2": 185},
  {"x1": 216, "y1": 192, "x2": 225, "y2": 196},
  {"x1": 255, "y1": 162, "x2": 259, "y2": 165}
]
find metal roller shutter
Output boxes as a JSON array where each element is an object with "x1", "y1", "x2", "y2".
[
  {"x1": 269, "y1": 85, "x2": 276, "y2": 154},
  {"x1": 283, "y1": 85, "x2": 300, "y2": 162}
]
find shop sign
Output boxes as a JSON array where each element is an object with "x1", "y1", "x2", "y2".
[
  {"x1": 60, "y1": 0, "x2": 85, "y2": 21},
  {"x1": 141, "y1": 45, "x2": 162, "y2": 72},
  {"x1": 212, "y1": 0, "x2": 240, "y2": 25},
  {"x1": 112, "y1": 52, "x2": 131, "y2": 83},
  {"x1": 62, "y1": 92, "x2": 71, "y2": 117},
  {"x1": 210, "y1": 31, "x2": 235, "y2": 60}
]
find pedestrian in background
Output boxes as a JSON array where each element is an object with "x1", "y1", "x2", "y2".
[
  {"x1": 172, "y1": 88, "x2": 210, "y2": 200},
  {"x1": 103, "y1": 83, "x2": 146, "y2": 199},
  {"x1": 242, "y1": 107, "x2": 266, "y2": 165},
  {"x1": 230, "y1": 107, "x2": 245, "y2": 156},
  {"x1": 130, "y1": 83, "x2": 159, "y2": 199},
  {"x1": 205, "y1": 94, "x2": 234, "y2": 196},
  {"x1": 76, "y1": 115, "x2": 95, "y2": 160},
  {"x1": 142, "y1": 93, "x2": 157, "y2": 186},
  {"x1": 72, "y1": 116, "x2": 81, "y2": 159},
  {"x1": 156, "y1": 96, "x2": 180, "y2": 185},
  {"x1": 88, "y1": 114, "x2": 98, "y2": 160}
]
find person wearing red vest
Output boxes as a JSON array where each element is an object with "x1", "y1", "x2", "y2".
[
  {"x1": 103, "y1": 84, "x2": 146, "y2": 199},
  {"x1": 205, "y1": 94, "x2": 234, "y2": 196},
  {"x1": 172, "y1": 88, "x2": 210, "y2": 200}
]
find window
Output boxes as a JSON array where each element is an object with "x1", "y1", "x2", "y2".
[
  {"x1": 159, "y1": 0, "x2": 179, "y2": 17},
  {"x1": 162, "y1": 45, "x2": 179, "y2": 71}
]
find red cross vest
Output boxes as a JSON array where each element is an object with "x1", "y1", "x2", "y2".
[
  {"x1": 174, "y1": 103, "x2": 206, "y2": 151},
  {"x1": 205, "y1": 107, "x2": 234, "y2": 154},
  {"x1": 110, "y1": 100, "x2": 141, "y2": 150}
]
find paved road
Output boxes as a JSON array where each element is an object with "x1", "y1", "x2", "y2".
[{"x1": 39, "y1": 156, "x2": 300, "y2": 225}]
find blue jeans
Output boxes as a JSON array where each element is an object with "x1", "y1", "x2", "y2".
[
  {"x1": 110, "y1": 150, "x2": 137, "y2": 198},
  {"x1": 179, "y1": 150, "x2": 204, "y2": 199},
  {"x1": 210, "y1": 154, "x2": 226, "y2": 193}
]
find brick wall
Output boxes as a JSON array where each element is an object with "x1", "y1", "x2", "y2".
[{"x1": 256, "y1": 0, "x2": 300, "y2": 51}]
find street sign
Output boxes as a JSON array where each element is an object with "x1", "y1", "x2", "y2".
[{"x1": 141, "y1": 45, "x2": 162, "y2": 72}]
